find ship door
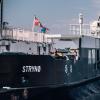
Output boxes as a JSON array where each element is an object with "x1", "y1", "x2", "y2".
[
  {"x1": 97, "y1": 49, "x2": 99, "y2": 61},
  {"x1": 96, "y1": 49, "x2": 100, "y2": 69}
]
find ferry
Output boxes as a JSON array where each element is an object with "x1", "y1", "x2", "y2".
[{"x1": 1, "y1": 0, "x2": 100, "y2": 100}]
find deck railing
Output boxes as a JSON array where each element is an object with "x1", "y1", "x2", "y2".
[
  {"x1": 69, "y1": 24, "x2": 91, "y2": 35},
  {"x1": 69, "y1": 24, "x2": 100, "y2": 37},
  {"x1": 1, "y1": 28, "x2": 52, "y2": 43},
  {"x1": 1, "y1": 24, "x2": 100, "y2": 43}
]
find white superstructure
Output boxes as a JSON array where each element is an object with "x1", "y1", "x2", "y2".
[{"x1": 1, "y1": 14, "x2": 100, "y2": 54}]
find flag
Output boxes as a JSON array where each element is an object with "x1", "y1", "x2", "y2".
[
  {"x1": 33, "y1": 16, "x2": 41, "y2": 26},
  {"x1": 32, "y1": 16, "x2": 49, "y2": 33},
  {"x1": 32, "y1": 16, "x2": 42, "y2": 32},
  {"x1": 41, "y1": 26, "x2": 49, "y2": 33}
]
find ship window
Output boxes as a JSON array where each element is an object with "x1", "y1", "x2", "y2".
[
  {"x1": 6, "y1": 45, "x2": 10, "y2": 51},
  {"x1": 92, "y1": 49, "x2": 95, "y2": 64},
  {"x1": 97, "y1": 49, "x2": 99, "y2": 61},
  {"x1": 88, "y1": 50, "x2": 92, "y2": 64},
  {"x1": 29, "y1": 48, "x2": 31, "y2": 50},
  {"x1": 97, "y1": 23, "x2": 100, "y2": 27},
  {"x1": 88, "y1": 49, "x2": 96, "y2": 64}
]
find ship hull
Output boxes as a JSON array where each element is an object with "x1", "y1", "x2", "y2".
[
  {"x1": 0, "y1": 53, "x2": 100, "y2": 100},
  {"x1": 0, "y1": 53, "x2": 67, "y2": 88}
]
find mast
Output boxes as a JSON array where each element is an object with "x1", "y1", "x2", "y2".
[
  {"x1": 0, "y1": 0, "x2": 3, "y2": 38},
  {"x1": 79, "y1": 13, "x2": 83, "y2": 35},
  {"x1": 79, "y1": 13, "x2": 83, "y2": 57}
]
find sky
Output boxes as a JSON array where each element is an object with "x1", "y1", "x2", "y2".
[{"x1": 3, "y1": 0, "x2": 100, "y2": 34}]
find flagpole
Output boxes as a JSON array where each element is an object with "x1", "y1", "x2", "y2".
[{"x1": 32, "y1": 16, "x2": 35, "y2": 32}]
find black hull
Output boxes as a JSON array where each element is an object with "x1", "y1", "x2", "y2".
[
  {"x1": 0, "y1": 54, "x2": 66, "y2": 87},
  {"x1": 0, "y1": 54, "x2": 99, "y2": 88}
]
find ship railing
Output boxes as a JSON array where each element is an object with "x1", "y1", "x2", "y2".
[
  {"x1": 1, "y1": 28, "x2": 52, "y2": 43},
  {"x1": 69, "y1": 24, "x2": 91, "y2": 36}
]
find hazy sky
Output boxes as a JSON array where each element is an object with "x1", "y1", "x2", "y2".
[{"x1": 3, "y1": 0, "x2": 100, "y2": 34}]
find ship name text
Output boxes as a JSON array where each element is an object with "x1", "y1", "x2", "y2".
[{"x1": 22, "y1": 65, "x2": 41, "y2": 72}]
